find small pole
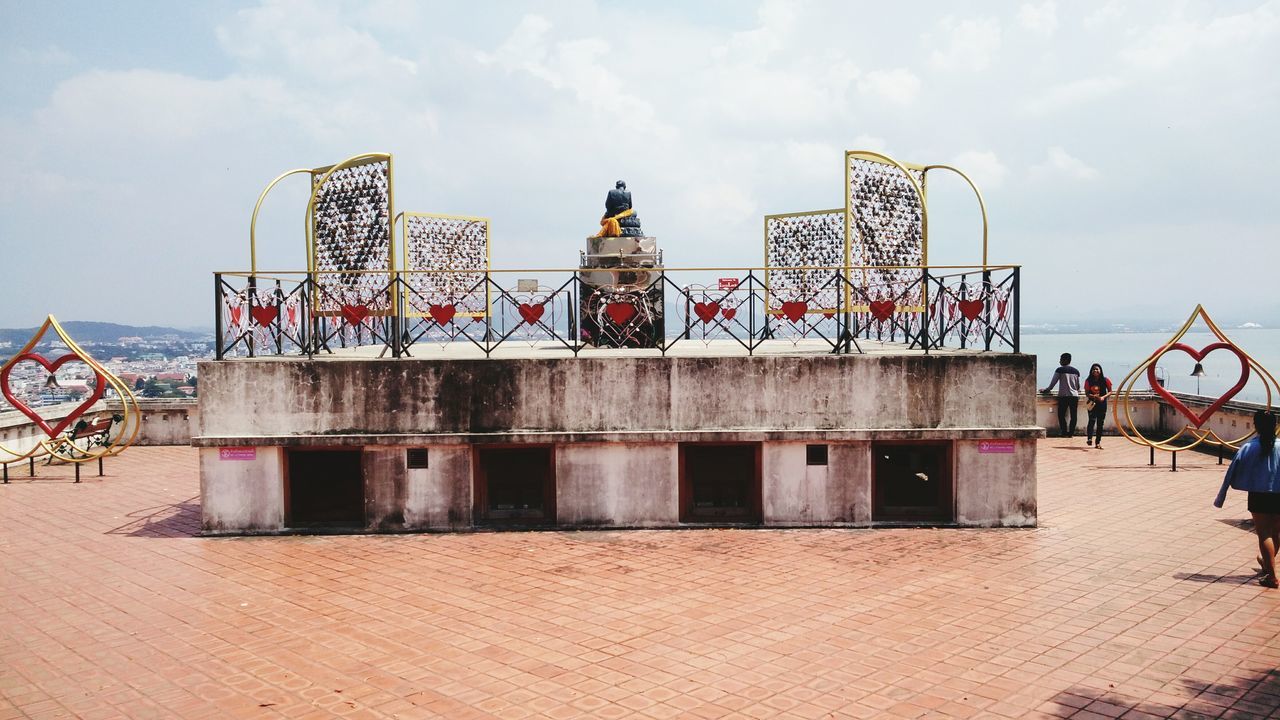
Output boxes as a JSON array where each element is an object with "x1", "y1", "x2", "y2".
[
  {"x1": 29, "y1": 457, "x2": 35, "y2": 477},
  {"x1": 1217, "y1": 445, "x2": 1223, "y2": 465},
  {"x1": 1149, "y1": 446, "x2": 1155, "y2": 466},
  {"x1": 75, "y1": 463, "x2": 81, "y2": 483},
  {"x1": 98, "y1": 456, "x2": 104, "y2": 476},
  {"x1": 1171, "y1": 451, "x2": 1177, "y2": 472},
  {"x1": 3, "y1": 463, "x2": 7, "y2": 483}
]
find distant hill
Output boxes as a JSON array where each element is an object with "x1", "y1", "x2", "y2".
[{"x1": 0, "y1": 321, "x2": 209, "y2": 345}]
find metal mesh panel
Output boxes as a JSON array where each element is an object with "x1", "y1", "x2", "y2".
[
  {"x1": 764, "y1": 210, "x2": 843, "y2": 312},
  {"x1": 403, "y1": 214, "x2": 489, "y2": 317},
  {"x1": 310, "y1": 159, "x2": 392, "y2": 314},
  {"x1": 847, "y1": 155, "x2": 924, "y2": 305}
]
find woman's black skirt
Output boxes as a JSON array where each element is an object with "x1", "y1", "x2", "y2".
[{"x1": 1247, "y1": 491, "x2": 1280, "y2": 514}]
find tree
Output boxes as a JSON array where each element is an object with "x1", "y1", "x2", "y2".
[
  {"x1": 134, "y1": 377, "x2": 145, "y2": 391},
  {"x1": 142, "y1": 377, "x2": 163, "y2": 398}
]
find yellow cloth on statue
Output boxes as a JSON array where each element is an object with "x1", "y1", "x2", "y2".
[{"x1": 593, "y1": 208, "x2": 635, "y2": 238}]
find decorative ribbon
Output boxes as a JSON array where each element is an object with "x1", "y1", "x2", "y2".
[{"x1": 593, "y1": 208, "x2": 635, "y2": 238}]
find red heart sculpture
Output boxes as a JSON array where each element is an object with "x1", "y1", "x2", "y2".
[
  {"x1": 0, "y1": 353, "x2": 106, "y2": 438},
  {"x1": 781, "y1": 302, "x2": 808, "y2": 323},
  {"x1": 228, "y1": 305, "x2": 243, "y2": 326},
  {"x1": 341, "y1": 304, "x2": 370, "y2": 326},
  {"x1": 518, "y1": 303, "x2": 544, "y2": 325},
  {"x1": 427, "y1": 304, "x2": 455, "y2": 325},
  {"x1": 823, "y1": 312, "x2": 835, "y2": 320},
  {"x1": 286, "y1": 304, "x2": 298, "y2": 327},
  {"x1": 958, "y1": 299, "x2": 984, "y2": 321},
  {"x1": 721, "y1": 307, "x2": 737, "y2": 321},
  {"x1": 995, "y1": 299, "x2": 1008, "y2": 321},
  {"x1": 251, "y1": 305, "x2": 278, "y2": 327},
  {"x1": 605, "y1": 303, "x2": 636, "y2": 325},
  {"x1": 869, "y1": 300, "x2": 895, "y2": 322},
  {"x1": 694, "y1": 302, "x2": 720, "y2": 324},
  {"x1": 1147, "y1": 342, "x2": 1250, "y2": 428}
]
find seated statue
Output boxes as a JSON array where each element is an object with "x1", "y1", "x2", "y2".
[{"x1": 594, "y1": 180, "x2": 644, "y2": 238}]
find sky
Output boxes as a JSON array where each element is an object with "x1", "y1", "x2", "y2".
[{"x1": 1, "y1": 0, "x2": 1278, "y2": 329}]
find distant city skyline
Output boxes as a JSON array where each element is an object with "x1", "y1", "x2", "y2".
[{"x1": 1, "y1": 0, "x2": 1277, "y2": 327}]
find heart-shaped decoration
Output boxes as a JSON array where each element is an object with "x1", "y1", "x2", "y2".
[
  {"x1": 341, "y1": 304, "x2": 370, "y2": 326},
  {"x1": 823, "y1": 312, "x2": 835, "y2": 320},
  {"x1": 869, "y1": 300, "x2": 895, "y2": 322},
  {"x1": 694, "y1": 302, "x2": 720, "y2": 324},
  {"x1": 518, "y1": 302, "x2": 544, "y2": 325},
  {"x1": 427, "y1": 304, "x2": 455, "y2": 325},
  {"x1": 286, "y1": 304, "x2": 298, "y2": 326},
  {"x1": 721, "y1": 307, "x2": 737, "y2": 321},
  {"x1": 1147, "y1": 342, "x2": 1250, "y2": 428},
  {"x1": 781, "y1": 302, "x2": 808, "y2": 323},
  {"x1": 228, "y1": 305, "x2": 243, "y2": 326},
  {"x1": 251, "y1": 305, "x2": 278, "y2": 327},
  {"x1": 605, "y1": 302, "x2": 636, "y2": 325},
  {"x1": 958, "y1": 299, "x2": 985, "y2": 321},
  {"x1": 996, "y1": 298, "x2": 1008, "y2": 321},
  {"x1": 0, "y1": 353, "x2": 106, "y2": 438}
]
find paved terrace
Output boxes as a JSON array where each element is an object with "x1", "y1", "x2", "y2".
[{"x1": 2, "y1": 441, "x2": 1278, "y2": 720}]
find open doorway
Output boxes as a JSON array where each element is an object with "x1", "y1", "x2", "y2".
[
  {"x1": 679, "y1": 443, "x2": 761, "y2": 523},
  {"x1": 872, "y1": 442, "x2": 953, "y2": 522},
  {"x1": 286, "y1": 449, "x2": 365, "y2": 528},
  {"x1": 474, "y1": 446, "x2": 556, "y2": 526}
]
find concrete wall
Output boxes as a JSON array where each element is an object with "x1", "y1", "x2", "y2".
[
  {"x1": 0, "y1": 398, "x2": 197, "y2": 459},
  {"x1": 762, "y1": 442, "x2": 871, "y2": 526},
  {"x1": 196, "y1": 354, "x2": 1037, "y2": 439},
  {"x1": 954, "y1": 439, "x2": 1037, "y2": 526},
  {"x1": 556, "y1": 444, "x2": 678, "y2": 527},
  {"x1": 199, "y1": 446, "x2": 284, "y2": 533}
]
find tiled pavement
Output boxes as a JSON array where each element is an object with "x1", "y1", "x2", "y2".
[{"x1": 1, "y1": 441, "x2": 1277, "y2": 719}]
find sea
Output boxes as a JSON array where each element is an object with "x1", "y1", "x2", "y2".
[{"x1": 1021, "y1": 328, "x2": 1280, "y2": 405}]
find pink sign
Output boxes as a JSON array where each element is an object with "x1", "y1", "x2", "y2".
[
  {"x1": 219, "y1": 447, "x2": 257, "y2": 461},
  {"x1": 718, "y1": 278, "x2": 740, "y2": 290},
  {"x1": 978, "y1": 440, "x2": 1016, "y2": 454}
]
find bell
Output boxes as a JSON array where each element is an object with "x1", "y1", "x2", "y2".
[{"x1": 1190, "y1": 363, "x2": 1206, "y2": 378}]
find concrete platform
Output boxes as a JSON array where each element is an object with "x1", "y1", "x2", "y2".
[{"x1": 1, "y1": 441, "x2": 1277, "y2": 719}]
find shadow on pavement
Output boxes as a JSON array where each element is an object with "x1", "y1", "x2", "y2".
[
  {"x1": 1049, "y1": 669, "x2": 1280, "y2": 718},
  {"x1": 105, "y1": 496, "x2": 201, "y2": 538}
]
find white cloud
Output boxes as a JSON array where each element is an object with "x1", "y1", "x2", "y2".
[
  {"x1": 949, "y1": 150, "x2": 1008, "y2": 190},
  {"x1": 928, "y1": 17, "x2": 1002, "y2": 72},
  {"x1": 1121, "y1": 2, "x2": 1280, "y2": 70},
  {"x1": 1017, "y1": 2, "x2": 1058, "y2": 38},
  {"x1": 1021, "y1": 76, "x2": 1124, "y2": 116},
  {"x1": 8, "y1": 45, "x2": 73, "y2": 65},
  {"x1": 1083, "y1": 2, "x2": 1123, "y2": 29},
  {"x1": 851, "y1": 135, "x2": 889, "y2": 154},
  {"x1": 856, "y1": 68, "x2": 921, "y2": 105},
  {"x1": 1032, "y1": 146, "x2": 1098, "y2": 181}
]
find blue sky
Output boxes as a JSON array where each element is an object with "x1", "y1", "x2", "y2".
[{"x1": 1, "y1": 0, "x2": 1278, "y2": 328}]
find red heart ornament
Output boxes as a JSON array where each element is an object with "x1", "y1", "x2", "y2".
[
  {"x1": 251, "y1": 305, "x2": 278, "y2": 327},
  {"x1": 228, "y1": 305, "x2": 243, "y2": 326},
  {"x1": 823, "y1": 312, "x2": 835, "y2": 320},
  {"x1": 781, "y1": 302, "x2": 808, "y2": 323},
  {"x1": 721, "y1": 307, "x2": 737, "y2": 321},
  {"x1": 341, "y1": 304, "x2": 370, "y2": 326},
  {"x1": 869, "y1": 300, "x2": 895, "y2": 322},
  {"x1": 958, "y1": 299, "x2": 985, "y2": 321},
  {"x1": 0, "y1": 353, "x2": 107, "y2": 438},
  {"x1": 1147, "y1": 342, "x2": 1250, "y2": 428},
  {"x1": 518, "y1": 303, "x2": 544, "y2": 325},
  {"x1": 427, "y1": 304, "x2": 455, "y2": 325},
  {"x1": 605, "y1": 303, "x2": 636, "y2": 325},
  {"x1": 694, "y1": 302, "x2": 720, "y2": 324}
]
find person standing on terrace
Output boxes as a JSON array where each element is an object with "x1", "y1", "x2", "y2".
[
  {"x1": 1041, "y1": 353, "x2": 1081, "y2": 438},
  {"x1": 1084, "y1": 364, "x2": 1111, "y2": 448},
  {"x1": 1215, "y1": 410, "x2": 1280, "y2": 588}
]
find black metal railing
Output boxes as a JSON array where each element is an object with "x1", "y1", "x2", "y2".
[{"x1": 214, "y1": 266, "x2": 1020, "y2": 359}]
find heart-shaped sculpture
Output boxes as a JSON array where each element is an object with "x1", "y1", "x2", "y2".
[
  {"x1": 518, "y1": 302, "x2": 544, "y2": 325},
  {"x1": 721, "y1": 307, "x2": 737, "y2": 321},
  {"x1": 605, "y1": 303, "x2": 636, "y2": 325},
  {"x1": 694, "y1": 302, "x2": 720, "y2": 324},
  {"x1": 228, "y1": 305, "x2": 243, "y2": 326},
  {"x1": 958, "y1": 299, "x2": 984, "y2": 321},
  {"x1": 781, "y1": 302, "x2": 808, "y2": 323},
  {"x1": 427, "y1": 304, "x2": 455, "y2": 325},
  {"x1": 0, "y1": 353, "x2": 106, "y2": 438},
  {"x1": 251, "y1": 305, "x2": 278, "y2": 327},
  {"x1": 341, "y1": 304, "x2": 370, "y2": 326},
  {"x1": 1147, "y1": 342, "x2": 1250, "y2": 428},
  {"x1": 286, "y1": 304, "x2": 298, "y2": 327},
  {"x1": 869, "y1": 300, "x2": 895, "y2": 322}
]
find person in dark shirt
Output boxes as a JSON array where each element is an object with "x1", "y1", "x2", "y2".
[
  {"x1": 1041, "y1": 353, "x2": 1082, "y2": 438},
  {"x1": 1083, "y1": 363, "x2": 1112, "y2": 448}
]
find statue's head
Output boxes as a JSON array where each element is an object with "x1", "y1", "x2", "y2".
[{"x1": 615, "y1": 180, "x2": 627, "y2": 190}]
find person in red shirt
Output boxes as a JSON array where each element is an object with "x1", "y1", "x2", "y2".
[{"x1": 1084, "y1": 363, "x2": 1112, "y2": 448}]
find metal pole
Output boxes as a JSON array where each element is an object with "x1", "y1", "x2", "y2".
[
  {"x1": 1013, "y1": 267, "x2": 1021, "y2": 353},
  {"x1": 3, "y1": 463, "x2": 7, "y2": 483},
  {"x1": 98, "y1": 456, "x2": 104, "y2": 476},
  {"x1": 29, "y1": 457, "x2": 34, "y2": 477},
  {"x1": 1172, "y1": 451, "x2": 1177, "y2": 472},
  {"x1": 1150, "y1": 446, "x2": 1155, "y2": 466},
  {"x1": 214, "y1": 273, "x2": 225, "y2": 361},
  {"x1": 75, "y1": 463, "x2": 81, "y2": 483}
]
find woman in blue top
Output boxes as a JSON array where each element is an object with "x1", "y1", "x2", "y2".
[{"x1": 1215, "y1": 410, "x2": 1280, "y2": 588}]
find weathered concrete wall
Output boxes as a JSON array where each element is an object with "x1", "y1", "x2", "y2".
[
  {"x1": 0, "y1": 398, "x2": 197, "y2": 455},
  {"x1": 199, "y1": 446, "x2": 284, "y2": 533},
  {"x1": 364, "y1": 447, "x2": 408, "y2": 531},
  {"x1": 954, "y1": 440, "x2": 1037, "y2": 527},
  {"x1": 196, "y1": 354, "x2": 1036, "y2": 439},
  {"x1": 555, "y1": 444, "x2": 678, "y2": 527},
  {"x1": 762, "y1": 442, "x2": 871, "y2": 526},
  {"x1": 403, "y1": 446, "x2": 472, "y2": 531}
]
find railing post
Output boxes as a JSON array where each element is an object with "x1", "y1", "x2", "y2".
[
  {"x1": 214, "y1": 273, "x2": 225, "y2": 361},
  {"x1": 274, "y1": 279, "x2": 284, "y2": 355},
  {"x1": 392, "y1": 273, "x2": 403, "y2": 358},
  {"x1": 247, "y1": 274, "x2": 257, "y2": 358},
  {"x1": 982, "y1": 268, "x2": 993, "y2": 351},
  {"x1": 1013, "y1": 267, "x2": 1021, "y2": 353},
  {"x1": 919, "y1": 269, "x2": 931, "y2": 354}
]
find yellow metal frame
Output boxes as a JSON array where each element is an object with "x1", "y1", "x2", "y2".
[
  {"x1": 0, "y1": 316, "x2": 142, "y2": 464},
  {"x1": 922, "y1": 164, "x2": 989, "y2": 266},
  {"x1": 762, "y1": 208, "x2": 844, "y2": 314},
  {"x1": 844, "y1": 150, "x2": 929, "y2": 312},
  {"x1": 399, "y1": 211, "x2": 492, "y2": 319},
  {"x1": 1114, "y1": 305, "x2": 1278, "y2": 453}
]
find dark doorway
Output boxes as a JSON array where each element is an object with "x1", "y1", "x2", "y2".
[
  {"x1": 680, "y1": 443, "x2": 761, "y2": 523},
  {"x1": 287, "y1": 449, "x2": 365, "y2": 528},
  {"x1": 475, "y1": 446, "x2": 556, "y2": 526},
  {"x1": 872, "y1": 442, "x2": 952, "y2": 522}
]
